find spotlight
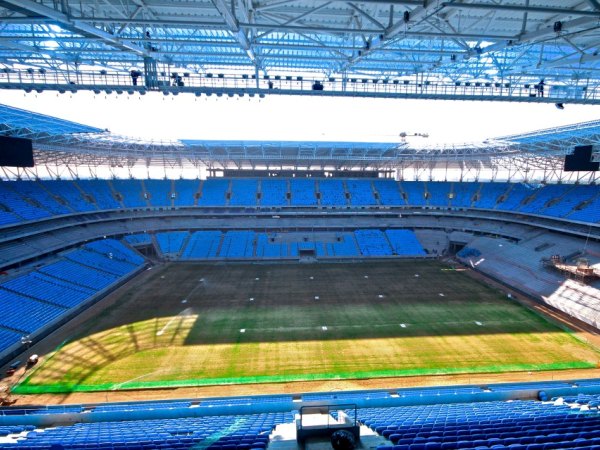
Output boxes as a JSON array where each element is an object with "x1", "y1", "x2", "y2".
[{"x1": 555, "y1": 103, "x2": 564, "y2": 110}]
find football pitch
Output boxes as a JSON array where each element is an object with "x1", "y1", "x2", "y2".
[{"x1": 16, "y1": 260, "x2": 600, "y2": 393}]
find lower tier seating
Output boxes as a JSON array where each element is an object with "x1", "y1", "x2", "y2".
[
  {"x1": 146, "y1": 229, "x2": 424, "y2": 260},
  {"x1": 0, "y1": 239, "x2": 145, "y2": 354}
]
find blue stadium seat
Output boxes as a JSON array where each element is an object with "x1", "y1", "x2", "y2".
[
  {"x1": 219, "y1": 231, "x2": 255, "y2": 257},
  {"x1": 319, "y1": 179, "x2": 347, "y2": 206},
  {"x1": 198, "y1": 178, "x2": 230, "y2": 206},
  {"x1": 174, "y1": 179, "x2": 200, "y2": 206},
  {"x1": 230, "y1": 179, "x2": 258, "y2": 206},
  {"x1": 355, "y1": 229, "x2": 393, "y2": 256},
  {"x1": 425, "y1": 182, "x2": 451, "y2": 207},
  {"x1": 76, "y1": 179, "x2": 122, "y2": 210},
  {"x1": 156, "y1": 231, "x2": 189, "y2": 255},
  {"x1": 374, "y1": 180, "x2": 404, "y2": 205},
  {"x1": 260, "y1": 179, "x2": 288, "y2": 206},
  {"x1": 400, "y1": 182, "x2": 426, "y2": 206},
  {"x1": 112, "y1": 179, "x2": 148, "y2": 208},
  {"x1": 290, "y1": 178, "x2": 317, "y2": 206},
  {"x1": 144, "y1": 179, "x2": 172, "y2": 207},
  {"x1": 181, "y1": 231, "x2": 222, "y2": 258},
  {"x1": 347, "y1": 179, "x2": 377, "y2": 206},
  {"x1": 385, "y1": 230, "x2": 426, "y2": 255},
  {"x1": 43, "y1": 180, "x2": 97, "y2": 212}
]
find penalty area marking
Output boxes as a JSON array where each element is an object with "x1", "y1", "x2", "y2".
[{"x1": 156, "y1": 308, "x2": 193, "y2": 336}]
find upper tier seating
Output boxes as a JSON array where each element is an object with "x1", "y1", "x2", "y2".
[
  {"x1": 290, "y1": 178, "x2": 317, "y2": 206},
  {"x1": 11, "y1": 180, "x2": 71, "y2": 216},
  {"x1": 0, "y1": 181, "x2": 52, "y2": 221},
  {"x1": 111, "y1": 179, "x2": 148, "y2": 208},
  {"x1": 347, "y1": 179, "x2": 378, "y2": 206},
  {"x1": 198, "y1": 178, "x2": 229, "y2": 206},
  {"x1": 173, "y1": 179, "x2": 199, "y2": 206},
  {"x1": 0, "y1": 179, "x2": 598, "y2": 227},
  {"x1": 473, "y1": 182, "x2": 509, "y2": 209},
  {"x1": 400, "y1": 181, "x2": 427, "y2": 206},
  {"x1": 518, "y1": 184, "x2": 570, "y2": 214},
  {"x1": 260, "y1": 178, "x2": 288, "y2": 206},
  {"x1": 543, "y1": 185, "x2": 598, "y2": 218},
  {"x1": 319, "y1": 179, "x2": 347, "y2": 206},
  {"x1": 450, "y1": 182, "x2": 479, "y2": 208},
  {"x1": 425, "y1": 181, "x2": 451, "y2": 207},
  {"x1": 144, "y1": 179, "x2": 172, "y2": 207},
  {"x1": 43, "y1": 180, "x2": 97, "y2": 212},
  {"x1": 569, "y1": 194, "x2": 600, "y2": 222},
  {"x1": 76, "y1": 179, "x2": 122, "y2": 210},
  {"x1": 496, "y1": 183, "x2": 537, "y2": 211},
  {"x1": 374, "y1": 179, "x2": 404, "y2": 205},
  {"x1": 230, "y1": 179, "x2": 259, "y2": 206}
]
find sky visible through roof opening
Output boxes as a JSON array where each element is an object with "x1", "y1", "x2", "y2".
[{"x1": 1, "y1": 90, "x2": 599, "y2": 146}]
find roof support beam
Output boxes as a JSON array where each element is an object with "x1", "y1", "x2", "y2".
[
  {"x1": 0, "y1": 0, "x2": 153, "y2": 58},
  {"x1": 210, "y1": 0, "x2": 260, "y2": 68},
  {"x1": 587, "y1": 0, "x2": 600, "y2": 10},
  {"x1": 441, "y1": 2, "x2": 600, "y2": 17}
]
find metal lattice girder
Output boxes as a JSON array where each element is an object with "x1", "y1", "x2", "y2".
[
  {"x1": 1, "y1": 0, "x2": 600, "y2": 94},
  {"x1": 0, "y1": 102, "x2": 598, "y2": 183}
]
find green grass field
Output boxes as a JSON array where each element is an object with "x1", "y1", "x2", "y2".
[{"x1": 15, "y1": 261, "x2": 600, "y2": 393}]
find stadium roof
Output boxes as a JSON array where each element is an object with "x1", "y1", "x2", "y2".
[
  {"x1": 1, "y1": 103, "x2": 599, "y2": 183},
  {"x1": 0, "y1": 104, "x2": 104, "y2": 138},
  {"x1": 1, "y1": 1, "x2": 600, "y2": 103}
]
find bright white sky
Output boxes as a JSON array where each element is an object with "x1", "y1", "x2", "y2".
[{"x1": 1, "y1": 90, "x2": 599, "y2": 145}]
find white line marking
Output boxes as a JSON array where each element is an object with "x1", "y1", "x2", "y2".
[{"x1": 156, "y1": 308, "x2": 192, "y2": 336}]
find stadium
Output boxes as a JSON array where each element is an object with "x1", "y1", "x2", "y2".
[{"x1": 1, "y1": 0, "x2": 600, "y2": 449}]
